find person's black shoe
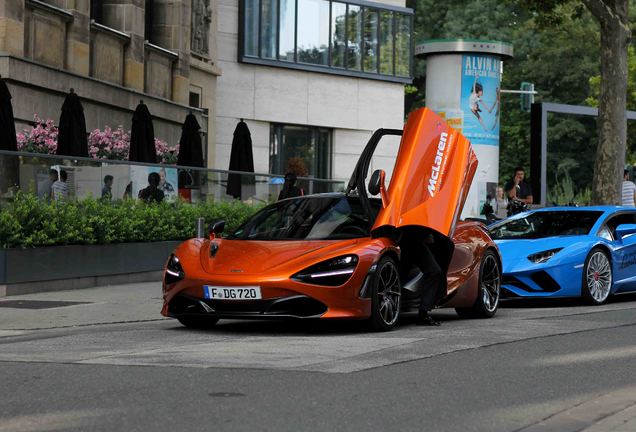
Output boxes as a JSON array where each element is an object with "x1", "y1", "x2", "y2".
[{"x1": 416, "y1": 312, "x2": 441, "y2": 326}]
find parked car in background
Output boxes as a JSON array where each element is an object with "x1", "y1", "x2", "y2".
[{"x1": 490, "y1": 207, "x2": 636, "y2": 304}]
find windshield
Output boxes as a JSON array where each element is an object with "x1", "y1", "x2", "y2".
[
  {"x1": 489, "y1": 211, "x2": 603, "y2": 240},
  {"x1": 227, "y1": 195, "x2": 379, "y2": 240}
]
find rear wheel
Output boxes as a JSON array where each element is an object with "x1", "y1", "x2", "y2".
[
  {"x1": 582, "y1": 248, "x2": 612, "y2": 305},
  {"x1": 177, "y1": 316, "x2": 219, "y2": 329},
  {"x1": 455, "y1": 250, "x2": 500, "y2": 318},
  {"x1": 369, "y1": 256, "x2": 401, "y2": 331}
]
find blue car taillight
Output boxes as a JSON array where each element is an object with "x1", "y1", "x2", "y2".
[{"x1": 291, "y1": 255, "x2": 359, "y2": 286}]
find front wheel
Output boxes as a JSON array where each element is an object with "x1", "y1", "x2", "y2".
[
  {"x1": 369, "y1": 256, "x2": 401, "y2": 332},
  {"x1": 455, "y1": 250, "x2": 501, "y2": 318},
  {"x1": 582, "y1": 248, "x2": 612, "y2": 305}
]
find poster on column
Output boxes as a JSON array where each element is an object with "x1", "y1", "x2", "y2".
[
  {"x1": 460, "y1": 54, "x2": 501, "y2": 146},
  {"x1": 130, "y1": 166, "x2": 178, "y2": 202}
]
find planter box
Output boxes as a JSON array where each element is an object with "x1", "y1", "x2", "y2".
[{"x1": 0, "y1": 241, "x2": 181, "y2": 285}]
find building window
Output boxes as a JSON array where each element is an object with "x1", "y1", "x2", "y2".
[
  {"x1": 145, "y1": 0, "x2": 155, "y2": 43},
  {"x1": 270, "y1": 124, "x2": 332, "y2": 182},
  {"x1": 189, "y1": 86, "x2": 202, "y2": 108},
  {"x1": 90, "y1": 0, "x2": 103, "y2": 23},
  {"x1": 240, "y1": 0, "x2": 413, "y2": 83}
]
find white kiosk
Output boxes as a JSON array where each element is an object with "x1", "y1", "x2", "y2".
[{"x1": 415, "y1": 39, "x2": 513, "y2": 218}]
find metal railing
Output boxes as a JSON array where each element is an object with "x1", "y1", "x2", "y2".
[{"x1": 0, "y1": 150, "x2": 345, "y2": 203}]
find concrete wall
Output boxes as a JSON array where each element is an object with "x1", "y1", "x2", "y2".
[{"x1": 215, "y1": 0, "x2": 406, "y2": 182}]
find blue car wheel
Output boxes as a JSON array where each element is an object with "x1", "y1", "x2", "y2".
[{"x1": 582, "y1": 248, "x2": 612, "y2": 305}]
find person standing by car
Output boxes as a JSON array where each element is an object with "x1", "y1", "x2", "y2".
[
  {"x1": 621, "y1": 169, "x2": 636, "y2": 206},
  {"x1": 400, "y1": 230, "x2": 447, "y2": 326},
  {"x1": 505, "y1": 166, "x2": 533, "y2": 205}
]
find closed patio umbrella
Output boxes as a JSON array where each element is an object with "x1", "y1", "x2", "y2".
[
  {"x1": 0, "y1": 76, "x2": 19, "y2": 192},
  {"x1": 56, "y1": 88, "x2": 88, "y2": 157},
  {"x1": 129, "y1": 100, "x2": 157, "y2": 163},
  {"x1": 177, "y1": 113, "x2": 203, "y2": 167},
  {"x1": 226, "y1": 119, "x2": 255, "y2": 200}
]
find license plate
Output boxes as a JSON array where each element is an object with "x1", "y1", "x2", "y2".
[{"x1": 203, "y1": 286, "x2": 262, "y2": 300}]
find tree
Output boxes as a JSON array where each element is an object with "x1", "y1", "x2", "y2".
[{"x1": 520, "y1": 0, "x2": 630, "y2": 204}]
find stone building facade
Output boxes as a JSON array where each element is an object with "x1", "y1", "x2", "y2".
[
  {"x1": 0, "y1": 0, "x2": 216, "y2": 164},
  {"x1": 1, "y1": 0, "x2": 412, "y2": 183}
]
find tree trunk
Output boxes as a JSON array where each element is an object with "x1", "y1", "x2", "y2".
[{"x1": 585, "y1": 0, "x2": 630, "y2": 205}]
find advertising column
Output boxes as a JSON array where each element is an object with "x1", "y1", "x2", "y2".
[{"x1": 415, "y1": 40, "x2": 513, "y2": 218}]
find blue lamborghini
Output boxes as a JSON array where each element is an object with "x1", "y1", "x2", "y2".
[{"x1": 489, "y1": 206, "x2": 636, "y2": 304}]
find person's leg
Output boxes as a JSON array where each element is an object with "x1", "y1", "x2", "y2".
[{"x1": 416, "y1": 246, "x2": 443, "y2": 326}]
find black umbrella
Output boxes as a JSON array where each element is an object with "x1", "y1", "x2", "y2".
[
  {"x1": 129, "y1": 100, "x2": 157, "y2": 163},
  {"x1": 0, "y1": 76, "x2": 19, "y2": 192},
  {"x1": 177, "y1": 113, "x2": 203, "y2": 167},
  {"x1": 56, "y1": 88, "x2": 88, "y2": 157},
  {"x1": 226, "y1": 120, "x2": 255, "y2": 199}
]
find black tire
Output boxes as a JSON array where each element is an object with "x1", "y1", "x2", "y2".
[
  {"x1": 582, "y1": 247, "x2": 612, "y2": 305},
  {"x1": 369, "y1": 256, "x2": 402, "y2": 332},
  {"x1": 177, "y1": 316, "x2": 220, "y2": 329},
  {"x1": 455, "y1": 250, "x2": 500, "y2": 318}
]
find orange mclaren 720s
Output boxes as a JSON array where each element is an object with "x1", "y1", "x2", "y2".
[{"x1": 161, "y1": 108, "x2": 502, "y2": 331}]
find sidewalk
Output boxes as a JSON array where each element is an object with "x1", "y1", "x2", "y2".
[
  {"x1": 518, "y1": 385, "x2": 636, "y2": 432},
  {"x1": 0, "y1": 282, "x2": 165, "y2": 331}
]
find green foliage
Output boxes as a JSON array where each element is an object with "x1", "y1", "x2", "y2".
[
  {"x1": 546, "y1": 157, "x2": 591, "y2": 206},
  {"x1": 409, "y1": 0, "x2": 603, "y2": 200},
  {"x1": 0, "y1": 194, "x2": 262, "y2": 249}
]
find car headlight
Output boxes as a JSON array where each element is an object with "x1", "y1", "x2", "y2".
[
  {"x1": 527, "y1": 248, "x2": 563, "y2": 264},
  {"x1": 292, "y1": 255, "x2": 359, "y2": 286},
  {"x1": 164, "y1": 254, "x2": 185, "y2": 284}
]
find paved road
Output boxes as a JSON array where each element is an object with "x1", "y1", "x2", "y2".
[{"x1": 1, "y1": 283, "x2": 636, "y2": 431}]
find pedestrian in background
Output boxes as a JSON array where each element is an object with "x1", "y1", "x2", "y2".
[
  {"x1": 102, "y1": 175, "x2": 113, "y2": 201},
  {"x1": 39, "y1": 169, "x2": 58, "y2": 200},
  {"x1": 51, "y1": 170, "x2": 68, "y2": 201},
  {"x1": 505, "y1": 166, "x2": 533, "y2": 204},
  {"x1": 493, "y1": 186, "x2": 509, "y2": 219},
  {"x1": 621, "y1": 169, "x2": 636, "y2": 206}
]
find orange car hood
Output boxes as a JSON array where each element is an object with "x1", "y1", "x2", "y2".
[
  {"x1": 200, "y1": 238, "x2": 358, "y2": 275},
  {"x1": 372, "y1": 108, "x2": 477, "y2": 238}
]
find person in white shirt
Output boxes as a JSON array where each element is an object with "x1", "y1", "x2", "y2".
[
  {"x1": 51, "y1": 170, "x2": 68, "y2": 201},
  {"x1": 621, "y1": 169, "x2": 636, "y2": 206}
]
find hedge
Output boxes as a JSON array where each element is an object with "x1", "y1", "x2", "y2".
[{"x1": 0, "y1": 193, "x2": 263, "y2": 248}]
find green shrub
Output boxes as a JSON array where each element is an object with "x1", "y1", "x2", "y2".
[{"x1": 0, "y1": 193, "x2": 263, "y2": 249}]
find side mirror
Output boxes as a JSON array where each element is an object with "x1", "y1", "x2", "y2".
[
  {"x1": 368, "y1": 169, "x2": 385, "y2": 196},
  {"x1": 209, "y1": 220, "x2": 225, "y2": 239},
  {"x1": 615, "y1": 223, "x2": 636, "y2": 239}
]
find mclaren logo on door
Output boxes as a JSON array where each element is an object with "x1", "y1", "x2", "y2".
[{"x1": 427, "y1": 132, "x2": 450, "y2": 197}]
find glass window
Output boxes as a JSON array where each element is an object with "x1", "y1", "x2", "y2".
[
  {"x1": 270, "y1": 124, "x2": 332, "y2": 181},
  {"x1": 90, "y1": 0, "x2": 103, "y2": 23},
  {"x1": 379, "y1": 11, "x2": 393, "y2": 75},
  {"x1": 363, "y1": 8, "x2": 378, "y2": 73},
  {"x1": 331, "y1": 2, "x2": 347, "y2": 68},
  {"x1": 395, "y1": 13, "x2": 411, "y2": 77},
  {"x1": 228, "y1": 196, "x2": 377, "y2": 240},
  {"x1": 240, "y1": 0, "x2": 413, "y2": 82},
  {"x1": 244, "y1": 0, "x2": 259, "y2": 56},
  {"x1": 297, "y1": 0, "x2": 330, "y2": 65},
  {"x1": 260, "y1": 0, "x2": 278, "y2": 59},
  {"x1": 279, "y1": 0, "x2": 296, "y2": 61},
  {"x1": 346, "y1": 5, "x2": 362, "y2": 71}
]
